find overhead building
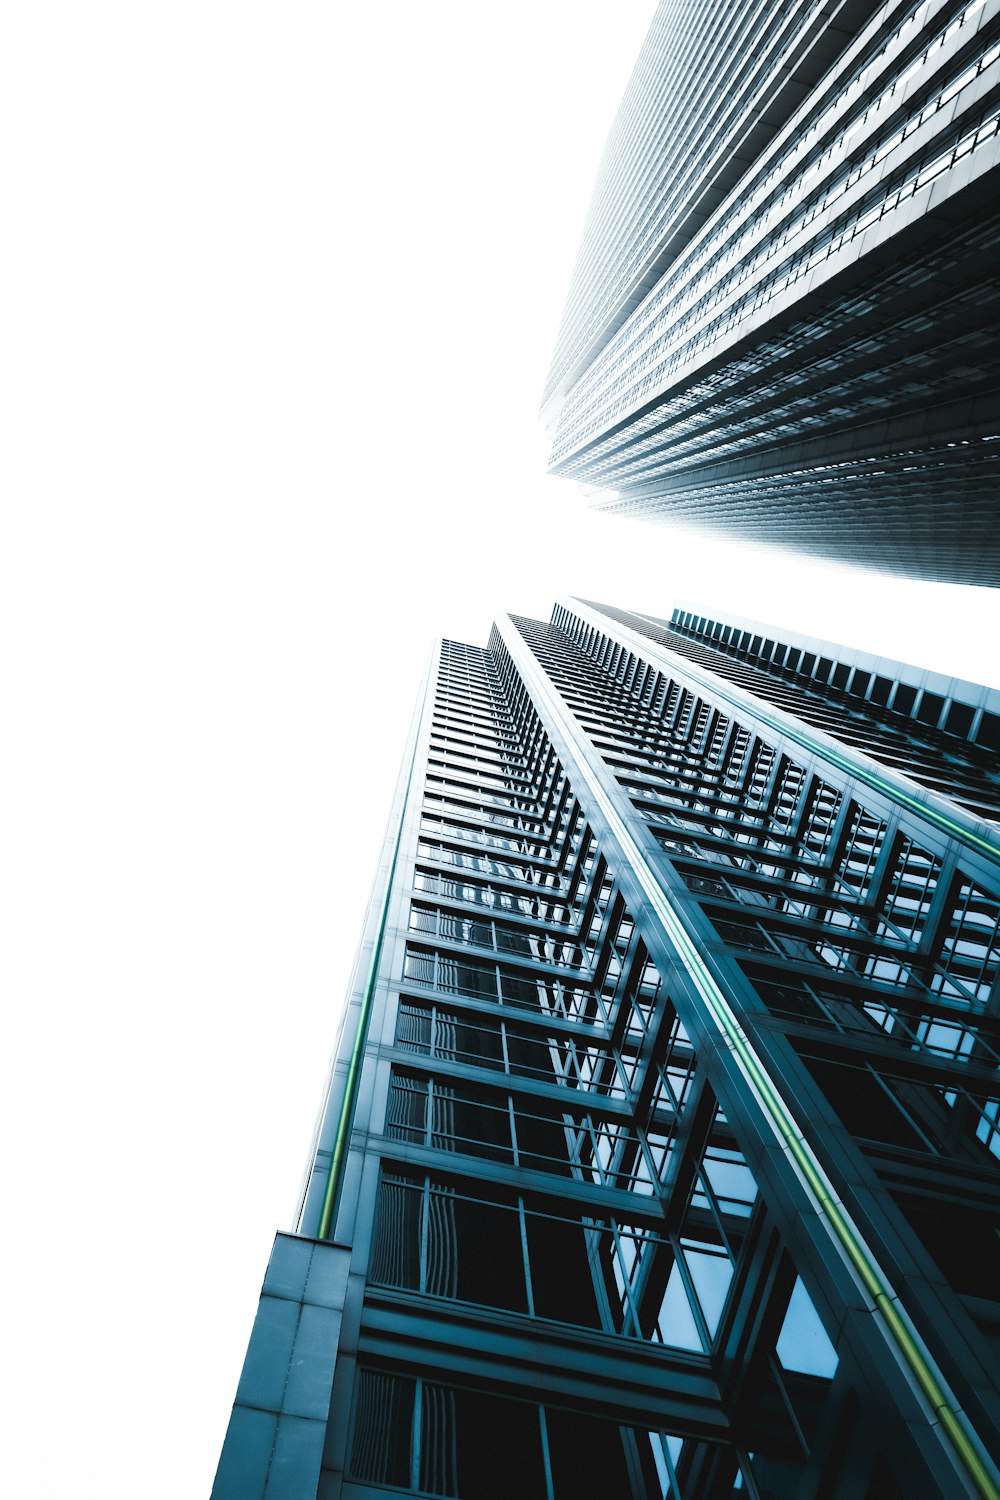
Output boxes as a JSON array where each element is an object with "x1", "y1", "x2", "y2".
[{"x1": 542, "y1": 1, "x2": 1000, "y2": 585}]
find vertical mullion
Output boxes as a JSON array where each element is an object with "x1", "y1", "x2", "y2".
[
  {"x1": 538, "y1": 1405, "x2": 556, "y2": 1500},
  {"x1": 410, "y1": 1378, "x2": 423, "y2": 1493},
  {"x1": 419, "y1": 1175, "x2": 430, "y2": 1295},
  {"x1": 519, "y1": 1197, "x2": 535, "y2": 1318}
]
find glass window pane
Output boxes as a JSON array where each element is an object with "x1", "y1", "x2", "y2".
[{"x1": 775, "y1": 1278, "x2": 838, "y2": 1378}]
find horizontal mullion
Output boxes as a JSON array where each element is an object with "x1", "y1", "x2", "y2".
[
  {"x1": 392, "y1": 984, "x2": 611, "y2": 1037},
  {"x1": 356, "y1": 1297, "x2": 725, "y2": 1437},
  {"x1": 370, "y1": 1142, "x2": 665, "y2": 1222},
  {"x1": 380, "y1": 1046, "x2": 635, "y2": 1119}
]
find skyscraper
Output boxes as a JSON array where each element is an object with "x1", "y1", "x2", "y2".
[
  {"x1": 542, "y1": 1, "x2": 1000, "y2": 585},
  {"x1": 214, "y1": 599, "x2": 1000, "y2": 1500}
]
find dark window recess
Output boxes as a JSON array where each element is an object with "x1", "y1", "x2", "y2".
[
  {"x1": 443, "y1": 1385, "x2": 547, "y2": 1499},
  {"x1": 528, "y1": 1026, "x2": 616, "y2": 1092},
  {"x1": 350, "y1": 1368, "x2": 548, "y2": 1499},
  {"x1": 915, "y1": 691, "x2": 944, "y2": 727},
  {"x1": 945, "y1": 700, "x2": 974, "y2": 738},
  {"x1": 976, "y1": 711, "x2": 1000, "y2": 751},
  {"x1": 865, "y1": 1457, "x2": 902, "y2": 1500},
  {"x1": 782, "y1": 1371, "x2": 835, "y2": 1450},
  {"x1": 747, "y1": 1450, "x2": 810, "y2": 1500},
  {"x1": 849, "y1": 670, "x2": 871, "y2": 699},
  {"x1": 546, "y1": 1406, "x2": 633, "y2": 1498},
  {"x1": 447, "y1": 1093, "x2": 512, "y2": 1161},
  {"x1": 396, "y1": 1002, "x2": 434, "y2": 1051},
  {"x1": 892, "y1": 683, "x2": 917, "y2": 716},
  {"x1": 502, "y1": 971, "x2": 545, "y2": 1008},
  {"x1": 370, "y1": 1172, "x2": 528, "y2": 1314},
  {"x1": 370, "y1": 1175, "x2": 422, "y2": 1290},
  {"x1": 516, "y1": 1103, "x2": 575, "y2": 1175},
  {"x1": 524, "y1": 1212, "x2": 603, "y2": 1328},
  {"x1": 396, "y1": 1002, "x2": 507, "y2": 1070},
  {"x1": 737, "y1": 1360, "x2": 812, "y2": 1494},
  {"x1": 505, "y1": 1027, "x2": 561, "y2": 1082},
  {"x1": 801, "y1": 1059, "x2": 927, "y2": 1151},
  {"x1": 454, "y1": 1016, "x2": 504, "y2": 1067},
  {"x1": 350, "y1": 1368, "x2": 414, "y2": 1488},
  {"x1": 755, "y1": 978, "x2": 826, "y2": 1024},
  {"x1": 495, "y1": 926, "x2": 533, "y2": 956},
  {"x1": 451, "y1": 1194, "x2": 528, "y2": 1311},
  {"x1": 896, "y1": 1198, "x2": 1000, "y2": 1300},
  {"x1": 831, "y1": 663, "x2": 850, "y2": 690},
  {"x1": 870, "y1": 676, "x2": 892, "y2": 706}
]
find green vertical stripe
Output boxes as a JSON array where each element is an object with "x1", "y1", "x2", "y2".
[{"x1": 503, "y1": 613, "x2": 1000, "y2": 1500}]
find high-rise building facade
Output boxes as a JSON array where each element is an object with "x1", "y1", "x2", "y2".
[
  {"x1": 542, "y1": 1, "x2": 1000, "y2": 585},
  {"x1": 214, "y1": 599, "x2": 1000, "y2": 1500}
]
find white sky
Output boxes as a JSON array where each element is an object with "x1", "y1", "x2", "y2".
[{"x1": 2, "y1": 5, "x2": 997, "y2": 1496}]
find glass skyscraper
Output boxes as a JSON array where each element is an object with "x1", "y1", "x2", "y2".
[
  {"x1": 542, "y1": 1, "x2": 1000, "y2": 585},
  {"x1": 214, "y1": 599, "x2": 1000, "y2": 1500}
]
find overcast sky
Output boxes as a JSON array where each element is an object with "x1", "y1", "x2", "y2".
[{"x1": 3, "y1": 5, "x2": 998, "y2": 1496}]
